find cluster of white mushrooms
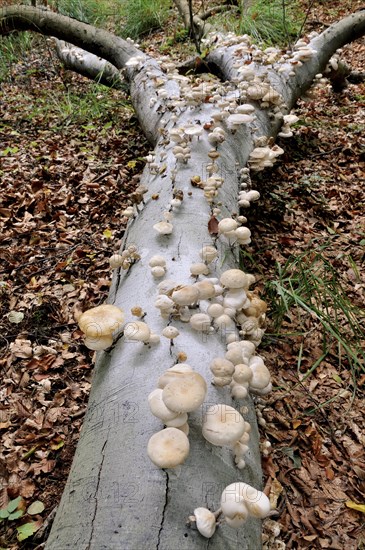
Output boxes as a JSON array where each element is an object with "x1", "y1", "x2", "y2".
[
  {"x1": 189, "y1": 481, "x2": 271, "y2": 538},
  {"x1": 147, "y1": 364, "x2": 207, "y2": 468},
  {"x1": 74, "y1": 24, "x2": 346, "y2": 541}
]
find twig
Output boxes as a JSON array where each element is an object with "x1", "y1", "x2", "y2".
[
  {"x1": 295, "y1": 0, "x2": 317, "y2": 46},
  {"x1": 311, "y1": 146, "x2": 342, "y2": 157}
]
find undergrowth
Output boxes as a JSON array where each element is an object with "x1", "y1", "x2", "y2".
[
  {"x1": 116, "y1": 0, "x2": 171, "y2": 40},
  {"x1": 210, "y1": 0, "x2": 302, "y2": 46},
  {"x1": 263, "y1": 248, "x2": 365, "y2": 389},
  {"x1": 0, "y1": 32, "x2": 34, "y2": 82}
]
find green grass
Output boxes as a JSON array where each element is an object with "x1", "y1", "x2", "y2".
[
  {"x1": 0, "y1": 32, "x2": 35, "y2": 82},
  {"x1": 210, "y1": 0, "x2": 302, "y2": 47},
  {"x1": 48, "y1": 0, "x2": 122, "y2": 26},
  {"x1": 117, "y1": 0, "x2": 171, "y2": 40},
  {"x1": 36, "y1": 82, "x2": 131, "y2": 128},
  {"x1": 264, "y1": 248, "x2": 365, "y2": 389}
]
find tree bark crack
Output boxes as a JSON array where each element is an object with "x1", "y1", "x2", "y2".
[
  {"x1": 86, "y1": 438, "x2": 107, "y2": 550},
  {"x1": 156, "y1": 470, "x2": 169, "y2": 549}
]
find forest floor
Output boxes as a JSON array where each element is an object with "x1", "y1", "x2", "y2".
[{"x1": 0, "y1": 0, "x2": 364, "y2": 548}]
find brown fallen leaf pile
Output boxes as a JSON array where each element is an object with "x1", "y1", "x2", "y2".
[{"x1": 0, "y1": 0, "x2": 364, "y2": 548}]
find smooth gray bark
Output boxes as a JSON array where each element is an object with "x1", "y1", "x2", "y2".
[
  {"x1": 55, "y1": 40, "x2": 125, "y2": 89},
  {"x1": 1, "y1": 5, "x2": 365, "y2": 550}
]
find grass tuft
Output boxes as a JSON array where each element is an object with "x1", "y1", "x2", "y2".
[
  {"x1": 211, "y1": 0, "x2": 302, "y2": 47},
  {"x1": 264, "y1": 248, "x2": 365, "y2": 388},
  {"x1": 117, "y1": 0, "x2": 171, "y2": 40}
]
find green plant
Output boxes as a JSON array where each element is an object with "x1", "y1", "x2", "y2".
[
  {"x1": 44, "y1": 83, "x2": 131, "y2": 127},
  {"x1": 264, "y1": 248, "x2": 365, "y2": 387},
  {"x1": 0, "y1": 496, "x2": 44, "y2": 542},
  {"x1": 210, "y1": 0, "x2": 302, "y2": 47},
  {"x1": 117, "y1": 0, "x2": 171, "y2": 40},
  {"x1": 240, "y1": 0, "x2": 301, "y2": 46},
  {"x1": 0, "y1": 32, "x2": 34, "y2": 82},
  {"x1": 48, "y1": 0, "x2": 121, "y2": 26}
]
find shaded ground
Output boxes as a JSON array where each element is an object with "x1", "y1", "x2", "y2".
[{"x1": 0, "y1": 1, "x2": 364, "y2": 548}]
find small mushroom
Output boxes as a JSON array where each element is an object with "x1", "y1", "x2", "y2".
[
  {"x1": 153, "y1": 221, "x2": 173, "y2": 235},
  {"x1": 192, "y1": 507, "x2": 217, "y2": 538},
  {"x1": 124, "y1": 321, "x2": 151, "y2": 343},
  {"x1": 172, "y1": 285, "x2": 200, "y2": 306},
  {"x1": 189, "y1": 313, "x2": 213, "y2": 333},
  {"x1": 190, "y1": 263, "x2": 210, "y2": 277}
]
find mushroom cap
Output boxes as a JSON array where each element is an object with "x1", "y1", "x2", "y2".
[
  {"x1": 202, "y1": 404, "x2": 246, "y2": 446},
  {"x1": 193, "y1": 507, "x2": 217, "y2": 538},
  {"x1": 172, "y1": 285, "x2": 200, "y2": 306},
  {"x1": 157, "y1": 364, "x2": 194, "y2": 388},
  {"x1": 218, "y1": 218, "x2": 238, "y2": 234},
  {"x1": 124, "y1": 321, "x2": 151, "y2": 342},
  {"x1": 162, "y1": 326, "x2": 179, "y2": 339},
  {"x1": 148, "y1": 388, "x2": 179, "y2": 422},
  {"x1": 190, "y1": 263, "x2": 210, "y2": 276},
  {"x1": 227, "y1": 113, "x2": 255, "y2": 126},
  {"x1": 249, "y1": 356, "x2": 271, "y2": 390},
  {"x1": 155, "y1": 295, "x2": 175, "y2": 311},
  {"x1": 184, "y1": 125, "x2": 203, "y2": 137},
  {"x1": 221, "y1": 482, "x2": 271, "y2": 520},
  {"x1": 206, "y1": 303, "x2": 224, "y2": 319},
  {"x1": 109, "y1": 254, "x2": 124, "y2": 268},
  {"x1": 153, "y1": 221, "x2": 173, "y2": 235},
  {"x1": 84, "y1": 334, "x2": 113, "y2": 351},
  {"x1": 193, "y1": 280, "x2": 216, "y2": 300},
  {"x1": 220, "y1": 269, "x2": 251, "y2": 289},
  {"x1": 157, "y1": 279, "x2": 177, "y2": 295},
  {"x1": 151, "y1": 266, "x2": 166, "y2": 278},
  {"x1": 210, "y1": 357, "x2": 235, "y2": 377},
  {"x1": 189, "y1": 313, "x2": 212, "y2": 332},
  {"x1": 233, "y1": 364, "x2": 253, "y2": 384},
  {"x1": 199, "y1": 245, "x2": 218, "y2": 263},
  {"x1": 147, "y1": 428, "x2": 190, "y2": 468},
  {"x1": 220, "y1": 490, "x2": 249, "y2": 527},
  {"x1": 78, "y1": 304, "x2": 125, "y2": 338},
  {"x1": 149, "y1": 255, "x2": 166, "y2": 267},
  {"x1": 162, "y1": 373, "x2": 207, "y2": 413}
]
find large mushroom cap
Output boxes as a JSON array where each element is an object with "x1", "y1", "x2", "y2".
[
  {"x1": 202, "y1": 404, "x2": 246, "y2": 446},
  {"x1": 78, "y1": 304, "x2": 124, "y2": 338},
  {"x1": 162, "y1": 373, "x2": 207, "y2": 413},
  {"x1": 157, "y1": 364, "x2": 193, "y2": 389},
  {"x1": 147, "y1": 427, "x2": 190, "y2": 468}
]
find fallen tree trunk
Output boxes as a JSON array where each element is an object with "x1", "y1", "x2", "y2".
[{"x1": 1, "y1": 5, "x2": 365, "y2": 549}]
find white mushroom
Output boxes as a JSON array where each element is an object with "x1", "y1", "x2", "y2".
[
  {"x1": 124, "y1": 321, "x2": 151, "y2": 342},
  {"x1": 162, "y1": 372, "x2": 207, "y2": 413},
  {"x1": 220, "y1": 482, "x2": 271, "y2": 524},
  {"x1": 147, "y1": 428, "x2": 190, "y2": 468},
  {"x1": 192, "y1": 508, "x2": 217, "y2": 538}
]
